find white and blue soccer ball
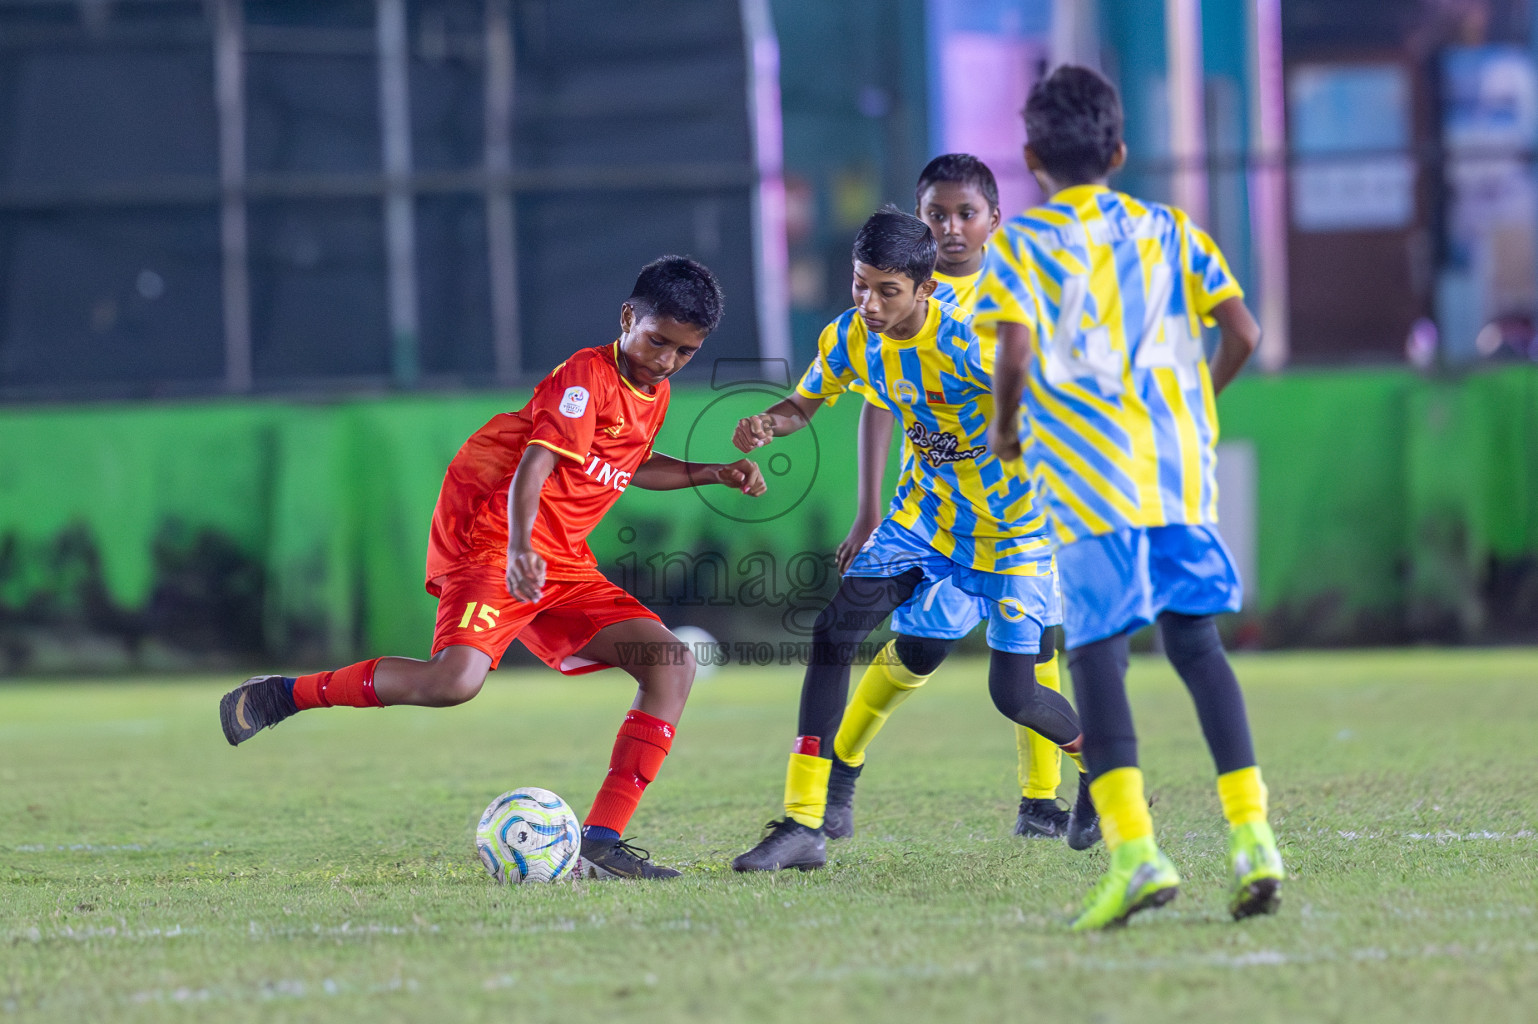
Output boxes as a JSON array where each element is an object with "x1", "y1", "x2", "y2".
[
  {"x1": 671, "y1": 625, "x2": 720, "y2": 681},
  {"x1": 475, "y1": 788, "x2": 581, "y2": 884}
]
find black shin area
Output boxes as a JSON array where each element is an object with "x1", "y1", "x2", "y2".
[
  {"x1": 796, "y1": 570, "x2": 922, "y2": 748},
  {"x1": 892, "y1": 634, "x2": 955, "y2": 676},
  {"x1": 1158, "y1": 611, "x2": 1256, "y2": 774},
  {"x1": 1065, "y1": 633, "x2": 1137, "y2": 778},
  {"x1": 987, "y1": 649, "x2": 1081, "y2": 746}
]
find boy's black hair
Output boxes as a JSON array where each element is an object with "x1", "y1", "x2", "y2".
[
  {"x1": 627, "y1": 255, "x2": 725, "y2": 333},
  {"x1": 852, "y1": 204, "x2": 937, "y2": 286},
  {"x1": 1024, "y1": 65, "x2": 1124, "y2": 184},
  {"x1": 915, "y1": 153, "x2": 1000, "y2": 211}
]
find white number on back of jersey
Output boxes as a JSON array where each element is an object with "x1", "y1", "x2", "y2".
[
  {"x1": 1042, "y1": 274, "x2": 1125, "y2": 396},
  {"x1": 1130, "y1": 264, "x2": 1203, "y2": 390}
]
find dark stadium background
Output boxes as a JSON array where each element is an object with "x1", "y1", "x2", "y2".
[{"x1": 1, "y1": 0, "x2": 1535, "y2": 675}]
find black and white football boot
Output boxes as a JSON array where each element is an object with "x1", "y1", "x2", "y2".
[
  {"x1": 577, "y1": 836, "x2": 681, "y2": 880},
  {"x1": 731, "y1": 819, "x2": 826, "y2": 872},
  {"x1": 1014, "y1": 796, "x2": 1072, "y2": 838},
  {"x1": 1066, "y1": 772, "x2": 1104, "y2": 851},
  {"x1": 822, "y1": 757, "x2": 863, "y2": 840},
  {"x1": 219, "y1": 675, "x2": 299, "y2": 746}
]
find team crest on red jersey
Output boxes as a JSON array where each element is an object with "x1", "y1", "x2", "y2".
[{"x1": 559, "y1": 386, "x2": 590, "y2": 418}]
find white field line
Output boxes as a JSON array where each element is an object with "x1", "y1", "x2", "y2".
[
  {"x1": 124, "y1": 976, "x2": 419, "y2": 1005},
  {"x1": 806, "y1": 939, "x2": 1538, "y2": 981},
  {"x1": 6, "y1": 924, "x2": 197, "y2": 943},
  {"x1": 5, "y1": 921, "x2": 447, "y2": 944},
  {"x1": 1164, "y1": 828, "x2": 1538, "y2": 844},
  {"x1": 14, "y1": 828, "x2": 1531, "y2": 857},
  {"x1": 104, "y1": 943, "x2": 1530, "y2": 1009},
  {"x1": 12, "y1": 843, "x2": 146, "y2": 852},
  {"x1": 1294, "y1": 828, "x2": 1537, "y2": 842},
  {"x1": 0, "y1": 939, "x2": 1530, "y2": 1013}
]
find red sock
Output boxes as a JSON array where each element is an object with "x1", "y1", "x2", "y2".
[
  {"x1": 584, "y1": 710, "x2": 675, "y2": 834},
  {"x1": 292, "y1": 658, "x2": 385, "y2": 710}
]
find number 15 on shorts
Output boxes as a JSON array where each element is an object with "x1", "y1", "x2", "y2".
[{"x1": 458, "y1": 602, "x2": 501, "y2": 632}]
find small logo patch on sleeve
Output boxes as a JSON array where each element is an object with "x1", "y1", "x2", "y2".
[{"x1": 558, "y1": 386, "x2": 591, "y2": 418}]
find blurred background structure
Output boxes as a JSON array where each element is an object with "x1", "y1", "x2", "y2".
[
  {"x1": 1, "y1": 0, "x2": 1536, "y2": 673},
  {"x1": 0, "y1": 0, "x2": 786, "y2": 397}
]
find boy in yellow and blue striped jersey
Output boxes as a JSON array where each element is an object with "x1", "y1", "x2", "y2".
[
  {"x1": 729, "y1": 206, "x2": 1088, "y2": 873},
  {"x1": 827, "y1": 155, "x2": 1096, "y2": 847},
  {"x1": 978, "y1": 66, "x2": 1284, "y2": 929}
]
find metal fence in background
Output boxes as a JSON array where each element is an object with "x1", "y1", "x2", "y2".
[{"x1": 0, "y1": 0, "x2": 786, "y2": 401}]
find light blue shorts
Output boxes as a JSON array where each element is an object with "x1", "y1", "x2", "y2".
[
  {"x1": 846, "y1": 519, "x2": 1057, "y2": 654},
  {"x1": 1057, "y1": 524, "x2": 1243, "y2": 648},
  {"x1": 889, "y1": 568, "x2": 1064, "y2": 638}
]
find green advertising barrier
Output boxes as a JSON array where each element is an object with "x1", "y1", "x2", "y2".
[
  {"x1": 0, "y1": 386, "x2": 872, "y2": 669},
  {"x1": 2, "y1": 366, "x2": 1535, "y2": 672},
  {"x1": 1218, "y1": 366, "x2": 1538, "y2": 643}
]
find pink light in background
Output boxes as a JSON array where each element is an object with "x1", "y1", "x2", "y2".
[
  {"x1": 938, "y1": 33, "x2": 1047, "y2": 217},
  {"x1": 745, "y1": 1, "x2": 791, "y2": 361},
  {"x1": 1248, "y1": 0, "x2": 1289, "y2": 370}
]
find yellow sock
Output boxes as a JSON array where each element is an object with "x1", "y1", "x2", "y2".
[
  {"x1": 832, "y1": 641, "x2": 931, "y2": 767},
  {"x1": 1089, "y1": 767, "x2": 1154, "y2": 851},
  {"x1": 784, "y1": 752, "x2": 833, "y2": 828},
  {"x1": 1216, "y1": 766, "x2": 1268, "y2": 828},
  {"x1": 1065, "y1": 748, "x2": 1086, "y2": 774},
  {"x1": 1019, "y1": 653, "x2": 1065, "y2": 798}
]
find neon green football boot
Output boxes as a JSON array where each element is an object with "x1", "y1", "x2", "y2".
[
  {"x1": 1069, "y1": 835, "x2": 1180, "y2": 931},
  {"x1": 1227, "y1": 820, "x2": 1284, "y2": 919}
]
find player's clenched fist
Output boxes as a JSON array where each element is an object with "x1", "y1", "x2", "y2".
[
  {"x1": 733, "y1": 414, "x2": 775, "y2": 452},
  {"x1": 715, "y1": 458, "x2": 768, "y2": 497},
  {"x1": 506, "y1": 546, "x2": 547, "y2": 603},
  {"x1": 987, "y1": 418, "x2": 1022, "y2": 463}
]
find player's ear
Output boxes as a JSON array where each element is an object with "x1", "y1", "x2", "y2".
[
  {"x1": 619, "y1": 301, "x2": 636, "y2": 334},
  {"x1": 1109, "y1": 142, "x2": 1128, "y2": 172},
  {"x1": 916, "y1": 277, "x2": 938, "y2": 300},
  {"x1": 1023, "y1": 144, "x2": 1043, "y2": 173},
  {"x1": 988, "y1": 205, "x2": 1001, "y2": 232}
]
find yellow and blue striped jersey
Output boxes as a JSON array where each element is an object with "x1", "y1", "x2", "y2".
[
  {"x1": 853, "y1": 261, "x2": 987, "y2": 411},
  {"x1": 796, "y1": 299, "x2": 1052, "y2": 574},
  {"x1": 931, "y1": 265, "x2": 984, "y2": 313},
  {"x1": 973, "y1": 185, "x2": 1243, "y2": 544}
]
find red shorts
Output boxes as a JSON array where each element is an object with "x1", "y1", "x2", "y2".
[{"x1": 431, "y1": 565, "x2": 661, "y2": 675}]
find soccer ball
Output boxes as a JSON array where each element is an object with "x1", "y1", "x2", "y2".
[
  {"x1": 671, "y1": 625, "x2": 720, "y2": 681},
  {"x1": 475, "y1": 788, "x2": 581, "y2": 884}
]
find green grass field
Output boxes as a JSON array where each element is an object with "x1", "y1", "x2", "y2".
[{"x1": 3, "y1": 649, "x2": 1536, "y2": 1023}]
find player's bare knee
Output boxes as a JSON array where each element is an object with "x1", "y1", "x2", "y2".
[
  {"x1": 440, "y1": 667, "x2": 485, "y2": 705},
  {"x1": 422, "y1": 650, "x2": 486, "y2": 706},
  {"x1": 636, "y1": 647, "x2": 694, "y2": 703}
]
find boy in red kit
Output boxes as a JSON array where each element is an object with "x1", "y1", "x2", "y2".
[{"x1": 219, "y1": 256, "x2": 766, "y2": 880}]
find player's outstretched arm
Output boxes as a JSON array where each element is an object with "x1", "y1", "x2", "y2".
[
  {"x1": 733, "y1": 393, "x2": 824, "y2": 453},
  {"x1": 1208, "y1": 296, "x2": 1261, "y2": 394},
  {"x1": 836, "y1": 402, "x2": 895, "y2": 574},
  {"x1": 506, "y1": 444, "x2": 558, "y2": 602},
  {"x1": 987, "y1": 320, "x2": 1034, "y2": 462},
  {"x1": 631, "y1": 453, "x2": 767, "y2": 496}
]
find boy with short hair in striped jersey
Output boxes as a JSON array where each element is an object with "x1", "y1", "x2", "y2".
[
  {"x1": 979, "y1": 66, "x2": 1284, "y2": 929},
  {"x1": 829, "y1": 154, "x2": 1095, "y2": 846}
]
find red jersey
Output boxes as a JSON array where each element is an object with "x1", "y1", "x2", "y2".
[{"x1": 425, "y1": 342, "x2": 669, "y2": 591}]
